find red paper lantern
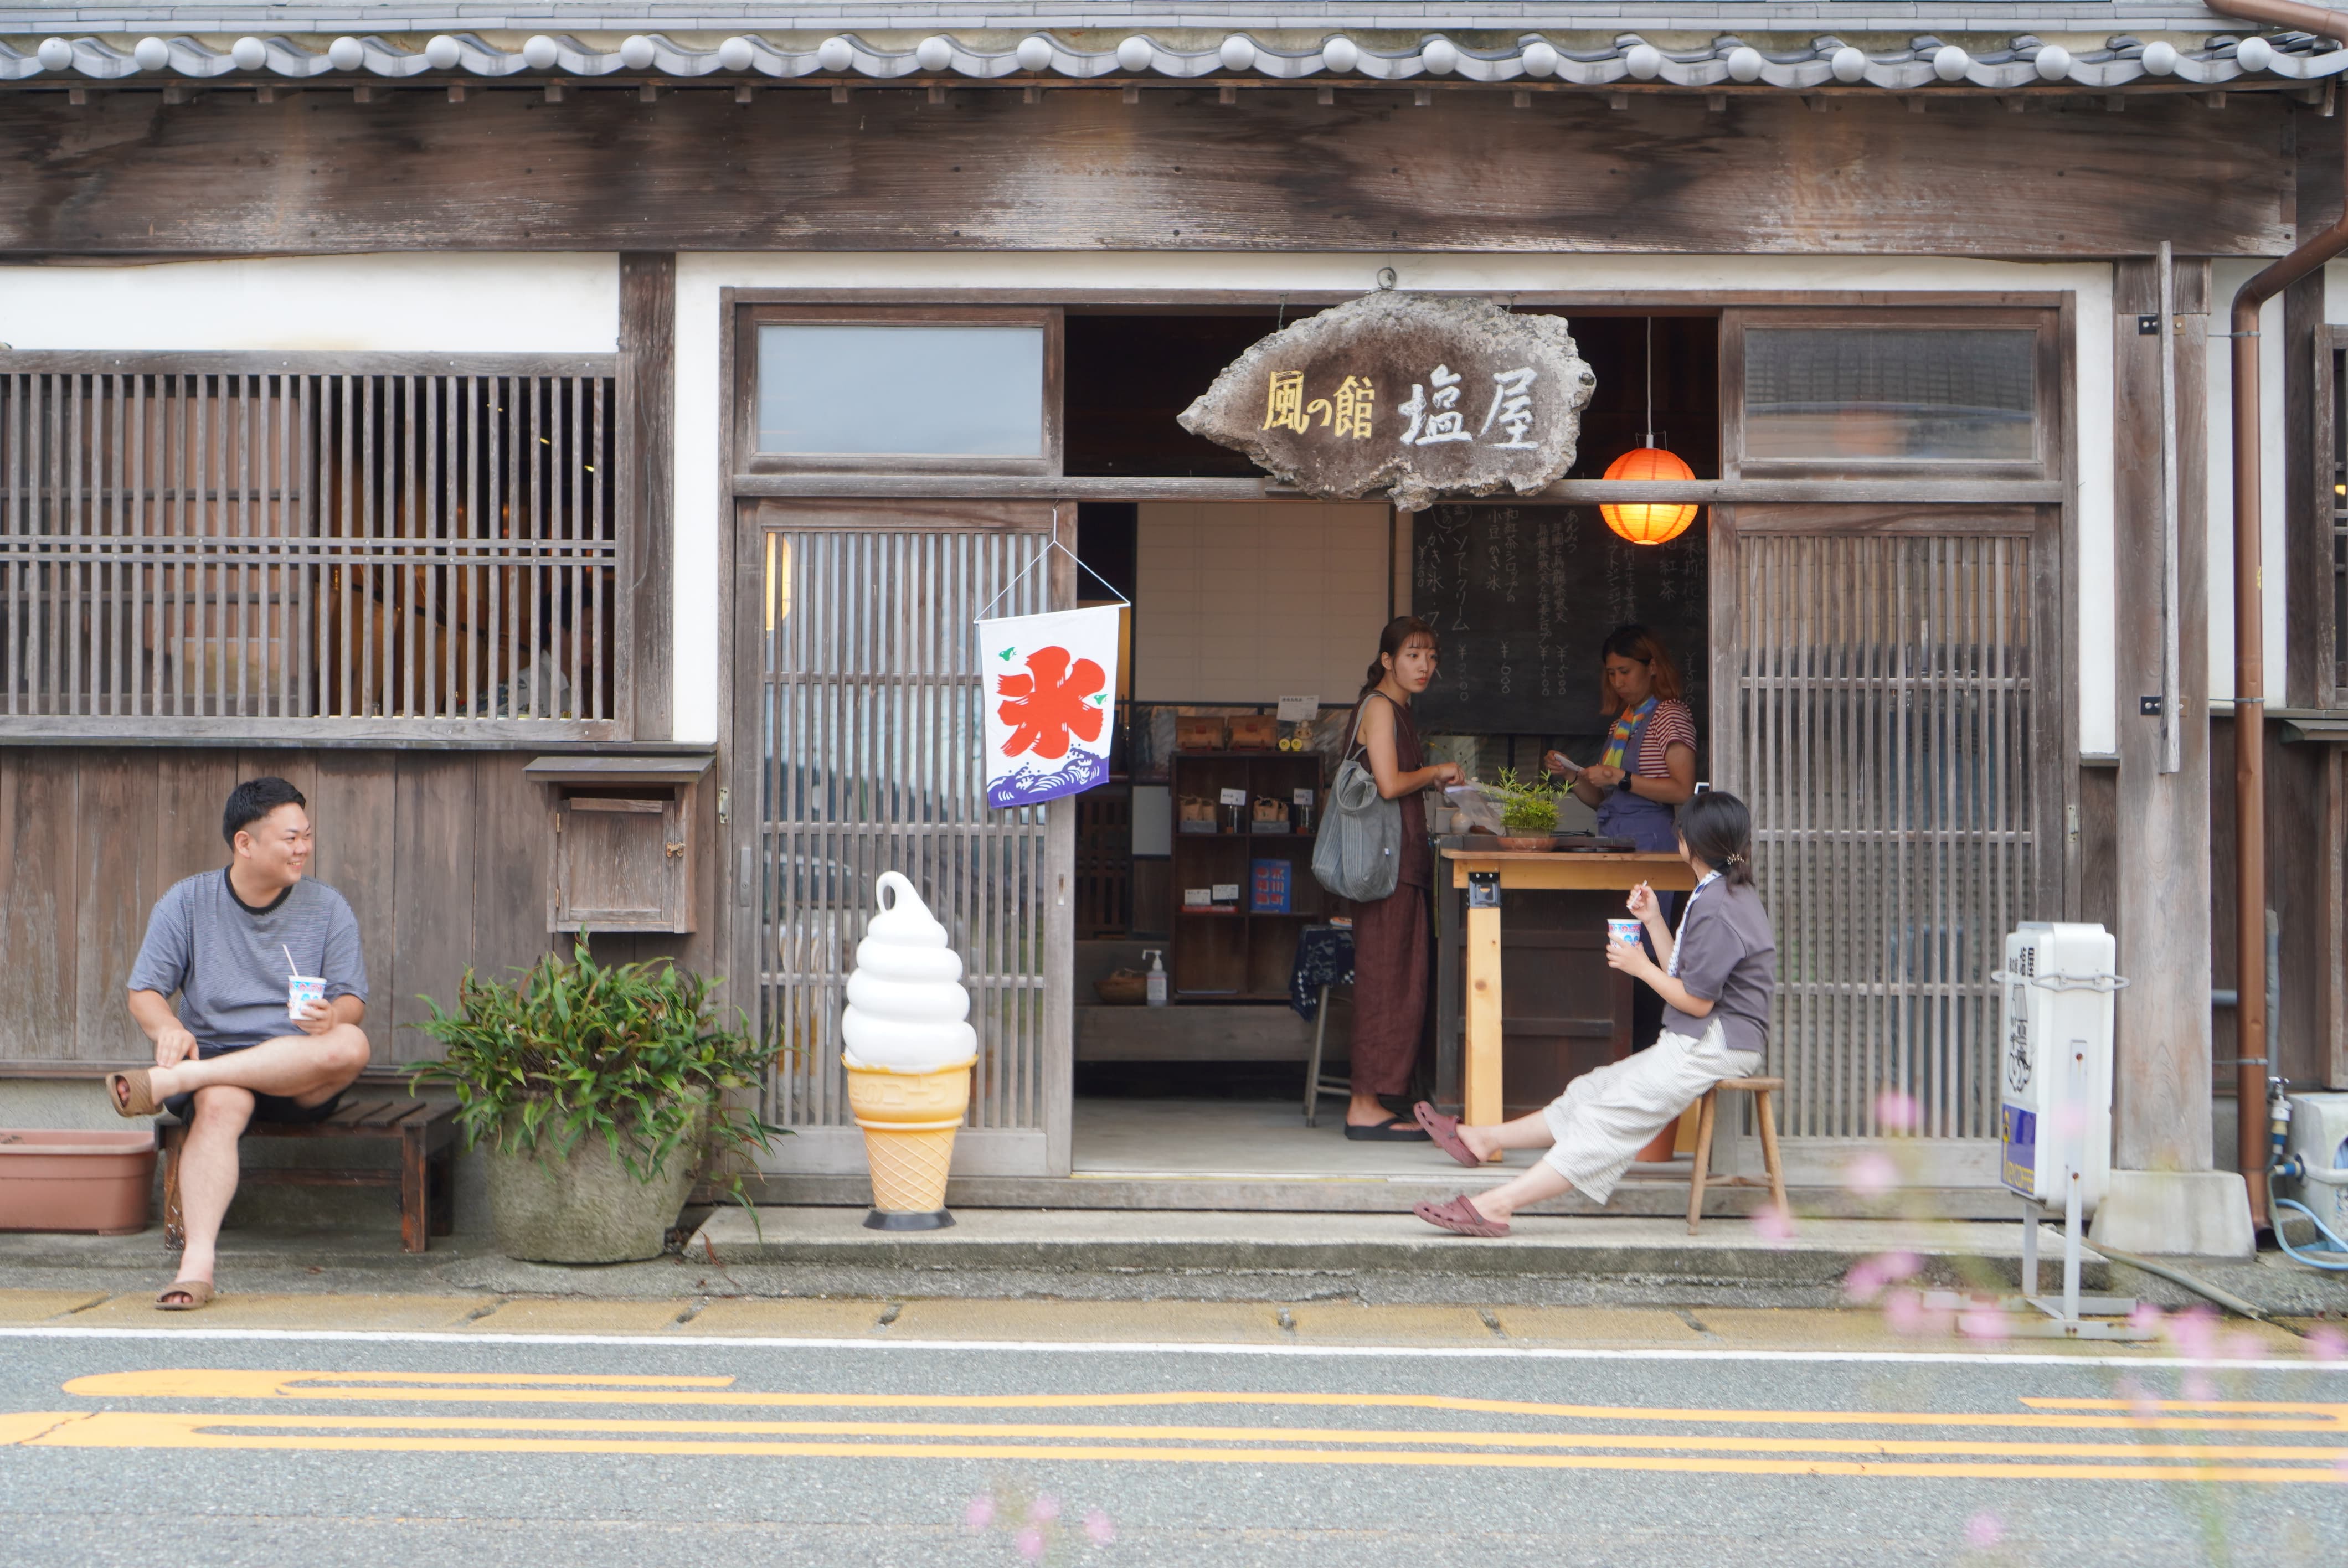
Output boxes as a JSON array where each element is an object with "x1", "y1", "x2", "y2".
[{"x1": 1599, "y1": 447, "x2": 1700, "y2": 545}]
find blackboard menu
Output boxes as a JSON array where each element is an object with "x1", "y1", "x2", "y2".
[{"x1": 1410, "y1": 504, "x2": 1708, "y2": 740}]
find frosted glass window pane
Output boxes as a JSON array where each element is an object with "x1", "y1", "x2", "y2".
[
  {"x1": 1744, "y1": 329, "x2": 2036, "y2": 462},
  {"x1": 757, "y1": 324, "x2": 1044, "y2": 457}
]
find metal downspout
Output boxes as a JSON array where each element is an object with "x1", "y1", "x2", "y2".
[{"x1": 2206, "y1": 0, "x2": 2348, "y2": 1224}]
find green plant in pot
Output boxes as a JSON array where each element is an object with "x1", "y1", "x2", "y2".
[
  {"x1": 408, "y1": 945, "x2": 783, "y2": 1265},
  {"x1": 1489, "y1": 768, "x2": 1562, "y2": 838}
]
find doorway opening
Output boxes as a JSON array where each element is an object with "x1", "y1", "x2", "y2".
[{"x1": 1060, "y1": 310, "x2": 1722, "y2": 1187}]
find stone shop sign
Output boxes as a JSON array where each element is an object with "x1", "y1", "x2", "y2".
[{"x1": 1178, "y1": 292, "x2": 1596, "y2": 512}]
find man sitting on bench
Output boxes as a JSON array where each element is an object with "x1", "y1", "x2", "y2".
[{"x1": 106, "y1": 776, "x2": 370, "y2": 1310}]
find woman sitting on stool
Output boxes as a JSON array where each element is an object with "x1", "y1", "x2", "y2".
[{"x1": 1410, "y1": 790, "x2": 1777, "y2": 1236}]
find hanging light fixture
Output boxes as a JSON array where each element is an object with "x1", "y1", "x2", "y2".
[{"x1": 1600, "y1": 318, "x2": 1700, "y2": 546}]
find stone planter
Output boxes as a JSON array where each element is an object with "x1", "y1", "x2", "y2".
[{"x1": 482, "y1": 1105, "x2": 702, "y2": 1265}]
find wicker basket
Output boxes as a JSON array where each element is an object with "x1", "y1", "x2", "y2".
[{"x1": 1094, "y1": 969, "x2": 1148, "y2": 1005}]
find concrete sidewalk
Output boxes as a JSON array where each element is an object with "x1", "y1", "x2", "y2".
[{"x1": 3, "y1": 1205, "x2": 2343, "y2": 1318}]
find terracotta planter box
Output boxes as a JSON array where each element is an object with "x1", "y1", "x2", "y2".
[{"x1": 0, "y1": 1129, "x2": 157, "y2": 1235}]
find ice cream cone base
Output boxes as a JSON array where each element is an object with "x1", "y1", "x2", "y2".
[{"x1": 844, "y1": 1055, "x2": 975, "y2": 1226}]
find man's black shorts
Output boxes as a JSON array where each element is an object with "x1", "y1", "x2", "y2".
[{"x1": 160, "y1": 1040, "x2": 344, "y2": 1127}]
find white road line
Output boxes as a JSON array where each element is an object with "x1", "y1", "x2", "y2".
[{"x1": 0, "y1": 1325, "x2": 2337, "y2": 1372}]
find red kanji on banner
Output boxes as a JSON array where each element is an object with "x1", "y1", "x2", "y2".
[{"x1": 995, "y1": 646, "x2": 1108, "y2": 760}]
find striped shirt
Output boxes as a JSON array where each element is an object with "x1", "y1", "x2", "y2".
[{"x1": 1628, "y1": 698, "x2": 1697, "y2": 778}]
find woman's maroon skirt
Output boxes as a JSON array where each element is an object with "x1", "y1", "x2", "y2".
[{"x1": 1347, "y1": 883, "x2": 1429, "y2": 1096}]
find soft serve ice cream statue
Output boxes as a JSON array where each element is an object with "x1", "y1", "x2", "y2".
[
  {"x1": 840, "y1": 872, "x2": 978, "y2": 1229},
  {"x1": 841, "y1": 872, "x2": 977, "y2": 1074}
]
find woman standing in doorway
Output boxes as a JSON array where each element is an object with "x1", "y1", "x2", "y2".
[
  {"x1": 1341, "y1": 616, "x2": 1465, "y2": 1139},
  {"x1": 1548, "y1": 625, "x2": 1700, "y2": 1053},
  {"x1": 1548, "y1": 623, "x2": 1699, "y2": 849}
]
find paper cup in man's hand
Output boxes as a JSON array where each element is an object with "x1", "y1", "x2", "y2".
[{"x1": 288, "y1": 975, "x2": 327, "y2": 1022}]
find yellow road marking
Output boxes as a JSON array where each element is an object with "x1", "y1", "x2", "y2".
[
  {"x1": 4, "y1": 1411, "x2": 2336, "y2": 1483},
  {"x1": 61, "y1": 1371, "x2": 2348, "y2": 1437},
  {"x1": 11, "y1": 1409, "x2": 2340, "y2": 1464}
]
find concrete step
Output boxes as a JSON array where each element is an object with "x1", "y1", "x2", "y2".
[{"x1": 690, "y1": 1206, "x2": 2108, "y2": 1291}]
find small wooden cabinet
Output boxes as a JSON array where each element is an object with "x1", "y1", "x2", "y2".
[
  {"x1": 1167, "y1": 750, "x2": 1328, "y2": 1000},
  {"x1": 526, "y1": 754, "x2": 714, "y2": 935}
]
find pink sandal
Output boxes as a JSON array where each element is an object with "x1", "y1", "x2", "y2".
[
  {"x1": 1412, "y1": 1194, "x2": 1511, "y2": 1237},
  {"x1": 1413, "y1": 1101, "x2": 1482, "y2": 1169}
]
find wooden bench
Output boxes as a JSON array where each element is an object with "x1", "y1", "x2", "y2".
[{"x1": 161, "y1": 1096, "x2": 460, "y2": 1254}]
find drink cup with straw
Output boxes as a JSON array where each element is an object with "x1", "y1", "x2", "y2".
[{"x1": 285, "y1": 944, "x2": 327, "y2": 1024}]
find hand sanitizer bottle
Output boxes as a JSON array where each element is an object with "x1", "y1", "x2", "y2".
[{"x1": 1144, "y1": 949, "x2": 1168, "y2": 1007}]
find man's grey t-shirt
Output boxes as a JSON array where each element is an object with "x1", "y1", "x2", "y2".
[
  {"x1": 128, "y1": 871, "x2": 368, "y2": 1050},
  {"x1": 1661, "y1": 878, "x2": 1777, "y2": 1057}
]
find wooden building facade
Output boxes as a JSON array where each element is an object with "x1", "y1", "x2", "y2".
[{"x1": 3, "y1": 3, "x2": 2345, "y2": 1234}]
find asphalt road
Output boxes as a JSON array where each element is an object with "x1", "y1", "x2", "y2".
[{"x1": 1, "y1": 1325, "x2": 2340, "y2": 1567}]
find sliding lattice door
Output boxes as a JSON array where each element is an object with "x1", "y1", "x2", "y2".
[
  {"x1": 1718, "y1": 514, "x2": 2057, "y2": 1169},
  {"x1": 741, "y1": 523, "x2": 1072, "y2": 1177}
]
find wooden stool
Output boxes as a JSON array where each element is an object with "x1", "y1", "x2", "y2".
[
  {"x1": 1685, "y1": 1076, "x2": 1787, "y2": 1235},
  {"x1": 162, "y1": 1096, "x2": 459, "y2": 1255}
]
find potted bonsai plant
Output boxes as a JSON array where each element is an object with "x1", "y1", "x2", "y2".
[
  {"x1": 408, "y1": 945, "x2": 782, "y2": 1264},
  {"x1": 1489, "y1": 768, "x2": 1563, "y2": 851}
]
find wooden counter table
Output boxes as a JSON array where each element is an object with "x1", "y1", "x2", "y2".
[{"x1": 1435, "y1": 846, "x2": 1697, "y2": 1145}]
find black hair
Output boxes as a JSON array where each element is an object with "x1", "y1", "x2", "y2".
[
  {"x1": 1676, "y1": 788, "x2": 1755, "y2": 889},
  {"x1": 1598, "y1": 623, "x2": 1684, "y2": 709},
  {"x1": 1358, "y1": 615, "x2": 1441, "y2": 700},
  {"x1": 223, "y1": 777, "x2": 308, "y2": 846}
]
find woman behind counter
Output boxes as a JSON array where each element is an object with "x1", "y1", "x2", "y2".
[
  {"x1": 1340, "y1": 616, "x2": 1465, "y2": 1139},
  {"x1": 1546, "y1": 624, "x2": 1698, "y2": 848}
]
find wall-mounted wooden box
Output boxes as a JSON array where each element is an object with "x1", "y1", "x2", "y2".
[{"x1": 525, "y1": 754, "x2": 715, "y2": 935}]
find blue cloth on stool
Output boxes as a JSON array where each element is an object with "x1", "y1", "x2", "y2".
[{"x1": 1289, "y1": 924, "x2": 1356, "y2": 1019}]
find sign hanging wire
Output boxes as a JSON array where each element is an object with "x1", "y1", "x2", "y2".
[{"x1": 975, "y1": 505, "x2": 1132, "y2": 622}]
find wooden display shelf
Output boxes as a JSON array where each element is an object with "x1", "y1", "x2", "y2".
[{"x1": 1168, "y1": 749, "x2": 1327, "y2": 1001}]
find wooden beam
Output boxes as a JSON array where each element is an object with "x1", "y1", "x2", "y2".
[
  {"x1": 620, "y1": 254, "x2": 676, "y2": 743},
  {"x1": 0, "y1": 89, "x2": 2290, "y2": 257},
  {"x1": 727, "y1": 473, "x2": 2066, "y2": 503}
]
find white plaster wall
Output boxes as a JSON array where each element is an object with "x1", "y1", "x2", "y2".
[
  {"x1": 2208, "y1": 260, "x2": 2291, "y2": 706},
  {"x1": 0, "y1": 254, "x2": 619, "y2": 353},
  {"x1": 673, "y1": 253, "x2": 2115, "y2": 751}
]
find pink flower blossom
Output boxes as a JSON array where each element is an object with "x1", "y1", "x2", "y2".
[
  {"x1": 2050, "y1": 1101, "x2": 2089, "y2": 1139},
  {"x1": 965, "y1": 1495, "x2": 997, "y2": 1531},
  {"x1": 1883, "y1": 1288, "x2": 1928, "y2": 1335},
  {"x1": 1752, "y1": 1203, "x2": 1796, "y2": 1246},
  {"x1": 2219, "y1": 1330, "x2": 2265, "y2": 1363},
  {"x1": 2127, "y1": 1302, "x2": 2165, "y2": 1335},
  {"x1": 1964, "y1": 1512, "x2": 2005, "y2": 1549},
  {"x1": 1084, "y1": 1510, "x2": 1116, "y2": 1546},
  {"x1": 1014, "y1": 1526, "x2": 1046, "y2": 1562},
  {"x1": 1844, "y1": 1152, "x2": 1899, "y2": 1197},
  {"x1": 1875, "y1": 1087, "x2": 1922, "y2": 1133},
  {"x1": 2305, "y1": 1324, "x2": 2346, "y2": 1362},
  {"x1": 2165, "y1": 1306, "x2": 2218, "y2": 1363},
  {"x1": 1029, "y1": 1494, "x2": 1061, "y2": 1525},
  {"x1": 1958, "y1": 1303, "x2": 2009, "y2": 1343}
]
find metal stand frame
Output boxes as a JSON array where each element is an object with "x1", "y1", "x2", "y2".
[
  {"x1": 1928, "y1": 1045, "x2": 2147, "y2": 1340},
  {"x1": 1302, "y1": 982, "x2": 1351, "y2": 1126}
]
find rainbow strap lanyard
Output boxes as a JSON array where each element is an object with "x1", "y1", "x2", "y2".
[
  {"x1": 1666, "y1": 869, "x2": 1723, "y2": 979},
  {"x1": 1602, "y1": 697, "x2": 1657, "y2": 773}
]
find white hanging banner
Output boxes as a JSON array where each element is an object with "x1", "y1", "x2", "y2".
[{"x1": 978, "y1": 605, "x2": 1121, "y2": 809}]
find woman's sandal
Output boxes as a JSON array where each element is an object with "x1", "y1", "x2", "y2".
[
  {"x1": 1412, "y1": 1195, "x2": 1511, "y2": 1238},
  {"x1": 1412, "y1": 1101, "x2": 1483, "y2": 1169},
  {"x1": 155, "y1": 1280, "x2": 214, "y2": 1312},
  {"x1": 104, "y1": 1070, "x2": 159, "y2": 1118},
  {"x1": 1342, "y1": 1115, "x2": 1430, "y2": 1142}
]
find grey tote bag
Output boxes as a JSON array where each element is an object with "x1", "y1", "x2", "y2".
[{"x1": 1311, "y1": 716, "x2": 1402, "y2": 903}]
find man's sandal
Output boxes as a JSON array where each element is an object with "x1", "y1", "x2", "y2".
[
  {"x1": 104, "y1": 1070, "x2": 159, "y2": 1118},
  {"x1": 155, "y1": 1280, "x2": 214, "y2": 1311}
]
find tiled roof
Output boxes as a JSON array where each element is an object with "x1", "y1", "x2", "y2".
[{"x1": 3, "y1": 4, "x2": 2337, "y2": 90}]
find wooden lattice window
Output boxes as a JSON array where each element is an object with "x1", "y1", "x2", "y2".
[{"x1": 0, "y1": 353, "x2": 625, "y2": 737}]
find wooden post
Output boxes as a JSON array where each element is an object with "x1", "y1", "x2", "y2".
[
  {"x1": 1463, "y1": 890, "x2": 1504, "y2": 1151},
  {"x1": 619, "y1": 253, "x2": 676, "y2": 742},
  {"x1": 2109, "y1": 256, "x2": 2215, "y2": 1173}
]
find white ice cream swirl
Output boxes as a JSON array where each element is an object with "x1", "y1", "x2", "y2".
[{"x1": 840, "y1": 871, "x2": 979, "y2": 1073}]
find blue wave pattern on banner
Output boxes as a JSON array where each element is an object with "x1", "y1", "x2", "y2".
[{"x1": 987, "y1": 750, "x2": 1109, "y2": 809}]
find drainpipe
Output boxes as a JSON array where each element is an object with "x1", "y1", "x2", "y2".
[{"x1": 2206, "y1": 0, "x2": 2348, "y2": 1226}]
